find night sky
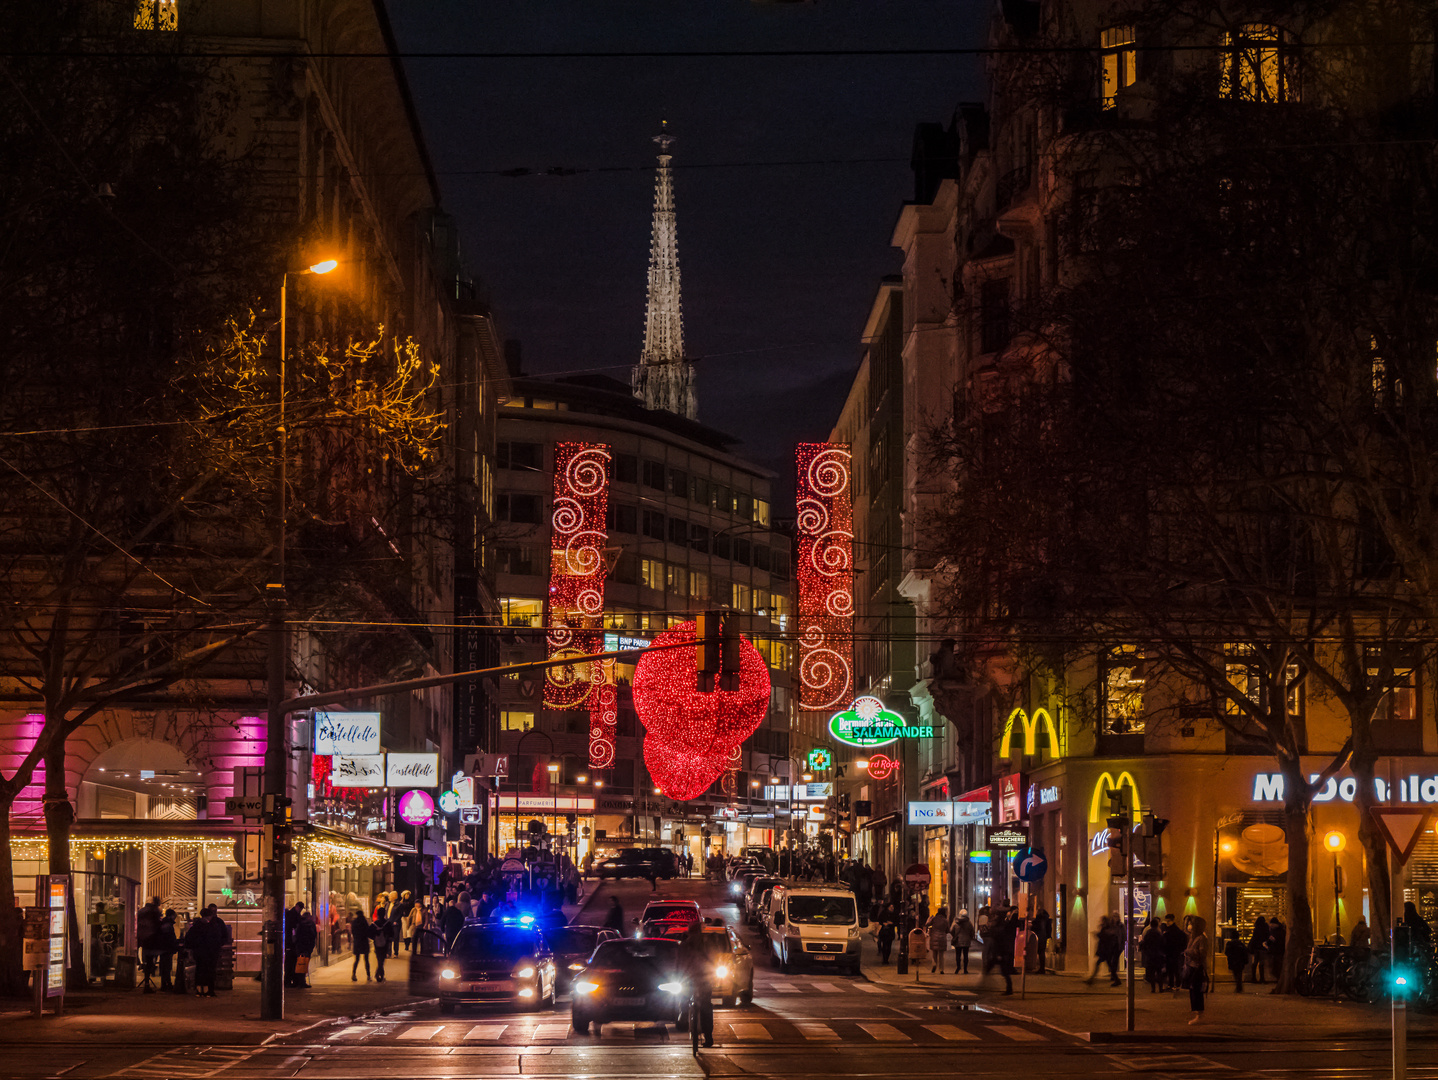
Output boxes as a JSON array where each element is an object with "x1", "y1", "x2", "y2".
[{"x1": 385, "y1": 1, "x2": 987, "y2": 509}]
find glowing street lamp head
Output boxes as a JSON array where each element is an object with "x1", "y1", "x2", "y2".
[
  {"x1": 308, "y1": 258, "x2": 339, "y2": 275},
  {"x1": 1324, "y1": 830, "x2": 1346, "y2": 853}
]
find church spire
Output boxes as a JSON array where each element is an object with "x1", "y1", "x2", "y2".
[{"x1": 632, "y1": 120, "x2": 697, "y2": 420}]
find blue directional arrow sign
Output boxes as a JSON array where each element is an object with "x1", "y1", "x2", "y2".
[{"x1": 1014, "y1": 846, "x2": 1048, "y2": 883}]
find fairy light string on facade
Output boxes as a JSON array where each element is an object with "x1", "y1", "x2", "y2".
[{"x1": 795, "y1": 442, "x2": 853, "y2": 712}]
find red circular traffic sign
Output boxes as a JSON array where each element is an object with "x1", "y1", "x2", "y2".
[{"x1": 904, "y1": 862, "x2": 931, "y2": 885}]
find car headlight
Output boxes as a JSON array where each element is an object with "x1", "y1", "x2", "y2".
[
  {"x1": 714, "y1": 964, "x2": 730, "y2": 979},
  {"x1": 441, "y1": 968, "x2": 458, "y2": 980},
  {"x1": 848, "y1": 927, "x2": 861, "y2": 938},
  {"x1": 514, "y1": 965, "x2": 536, "y2": 979},
  {"x1": 568, "y1": 963, "x2": 586, "y2": 972},
  {"x1": 658, "y1": 981, "x2": 685, "y2": 994},
  {"x1": 575, "y1": 981, "x2": 599, "y2": 994},
  {"x1": 518, "y1": 988, "x2": 535, "y2": 999}
]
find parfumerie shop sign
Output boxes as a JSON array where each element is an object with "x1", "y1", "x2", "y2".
[{"x1": 313, "y1": 711, "x2": 381, "y2": 756}]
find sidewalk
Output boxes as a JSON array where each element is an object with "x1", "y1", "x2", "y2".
[
  {"x1": 856, "y1": 931, "x2": 1438, "y2": 1043},
  {"x1": 0, "y1": 886, "x2": 601, "y2": 1046}
]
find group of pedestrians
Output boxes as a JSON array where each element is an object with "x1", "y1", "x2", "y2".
[
  {"x1": 349, "y1": 890, "x2": 422, "y2": 982},
  {"x1": 137, "y1": 897, "x2": 230, "y2": 996},
  {"x1": 1219, "y1": 915, "x2": 1289, "y2": 992}
]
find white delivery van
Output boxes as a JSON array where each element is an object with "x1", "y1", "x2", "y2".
[{"x1": 766, "y1": 885, "x2": 861, "y2": 974}]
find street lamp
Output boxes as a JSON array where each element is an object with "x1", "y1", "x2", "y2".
[
  {"x1": 261, "y1": 254, "x2": 338, "y2": 1023},
  {"x1": 1325, "y1": 829, "x2": 1346, "y2": 946}
]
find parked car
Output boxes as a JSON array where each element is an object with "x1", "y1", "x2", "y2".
[
  {"x1": 744, "y1": 876, "x2": 784, "y2": 924},
  {"x1": 571, "y1": 937, "x2": 687, "y2": 1036},
  {"x1": 438, "y1": 923, "x2": 558, "y2": 1013},
  {"x1": 595, "y1": 847, "x2": 680, "y2": 880},
  {"x1": 547, "y1": 925, "x2": 623, "y2": 988},
  {"x1": 641, "y1": 900, "x2": 701, "y2": 925},
  {"x1": 729, "y1": 870, "x2": 763, "y2": 902},
  {"x1": 740, "y1": 845, "x2": 778, "y2": 872},
  {"x1": 727, "y1": 858, "x2": 764, "y2": 881},
  {"x1": 766, "y1": 886, "x2": 861, "y2": 975}
]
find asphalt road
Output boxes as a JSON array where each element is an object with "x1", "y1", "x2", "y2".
[{"x1": 3, "y1": 876, "x2": 1437, "y2": 1078}]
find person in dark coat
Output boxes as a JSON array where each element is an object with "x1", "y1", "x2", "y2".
[
  {"x1": 1223, "y1": 930, "x2": 1249, "y2": 992},
  {"x1": 982, "y1": 907, "x2": 1016, "y2": 994},
  {"x1": 158, "y1": 908, "x2": 179, "y2": 992},
  {"x1": 1161, "y1": 914, "x2": 1188, "y2": 991},
  {"x1": 137, "y1": 898, "x2": 163, "y2": 993},
  {"x1": 370, "y1": 906, "x2": 390, "y2": 982},
  {"x1": 602, "y1": 896, "x2": 625, "y2": 932},
  {"x1": 284, "y1": 902, "x2": 304, "y2": 988},
  {"x1": 184, "y1": 906, "x2": 224, "y2": 997},
  {"x1": 1033, "y1": 907, "x2": 1054, "y2": 975},
  {"x1": 350, "y1": 911, "x2": 372, "y2": 982},
  {"x1": 876, "y1": 902, "x2": 898, "y2": 964},
  {"x1": 1139, "y1": 920, "x2": 1166, "y2": 992},
  {"x1": 441, "y1": 898, "x2": 466, "y2": 944},
  {"x1": 1246, "y1": 917, "x2": 1271, "y2": 983},
  {"x1": 293, "y1": 908, "x2": 318, "y2": 988}
]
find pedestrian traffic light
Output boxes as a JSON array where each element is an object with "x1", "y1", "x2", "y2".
[
  {"x1": 273, "y1": 826, "x2": 294, "y2": 878},
  {"x1": 719, "y1": 613, "x2": 742, "y2": 691}
]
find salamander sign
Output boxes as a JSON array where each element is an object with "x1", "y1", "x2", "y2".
[{"x1": 829, "y1": 695, "x2": 936, "y2": 747}]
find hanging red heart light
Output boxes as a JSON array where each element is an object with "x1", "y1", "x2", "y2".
[
  {"x1": 643, "y1": 739, "x2": 729, "y2": 802},
  {"x1": 631, "y1": 621, "x2": 772, "y2": 800}
]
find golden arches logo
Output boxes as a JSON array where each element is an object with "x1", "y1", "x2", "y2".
[
  {"x1": 1088, "y1": 770, "x2": 1141, "y2": 823},
  {"x1": 999, "y1": 707, "x2": 1060, "y2": 759}
]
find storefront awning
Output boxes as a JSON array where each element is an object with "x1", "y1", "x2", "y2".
[
  {"x1": 860, "y1": 810, "x2": 901, "y2": 832},
  {"x1": 955, "y1": 785, "x2": 991, "y2": 804}
]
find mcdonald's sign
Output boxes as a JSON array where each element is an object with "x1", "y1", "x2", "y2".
[
  {"x1": 1088, "y1": 770, "x2": 1141, "y2": 823},
  {"x1": 999, "y1": 707, "x2": 1060, "y2": 759}
]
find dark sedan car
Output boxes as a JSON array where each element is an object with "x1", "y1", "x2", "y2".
[
  {"x1": 571, "y1": 938, "x2": 686, "y2": 1036},
  {"x1": 437, "y1": 924, "x2": 557, "y2": 1013},
  {"x1": 548, "y1": 925, "x2": 622, "y2": 988}
]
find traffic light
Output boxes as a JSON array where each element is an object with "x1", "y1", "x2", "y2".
[
  {"x1": 263, "y1": 793, "x2": 292, "y2": 826},
  {"x1": 696, "y1": 610, "x2": 722, "y2": 690},
  {"x1": 697, "y1": 610, "x2": 743, "y2": 691}
]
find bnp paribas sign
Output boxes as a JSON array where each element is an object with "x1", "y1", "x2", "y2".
[{"x1": 829, "y1": 695, "x2": 938, "y2": 748}]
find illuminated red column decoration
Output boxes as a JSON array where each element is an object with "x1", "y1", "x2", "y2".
[
  {"x1": 543, "y1": 442, "x2": 614, "y2": 767},
  {"x1": 795, "y1": 442, "x2": 853, "y2": 712}
]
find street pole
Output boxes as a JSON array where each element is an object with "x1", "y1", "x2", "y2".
[
  {"x1": 259, "y1": 270, "x2": 293, "y2": 1023},
  {"x1": 1395, "y1": 979, "x2": 1407, "y2": 1080}
]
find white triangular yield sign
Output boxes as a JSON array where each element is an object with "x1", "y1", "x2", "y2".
[{"x1": 1371, "y1": 807, "x2": 1433, "y2": 866}]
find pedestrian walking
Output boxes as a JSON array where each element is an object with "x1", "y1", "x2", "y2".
[
  {"x1": 950, "y1": 909, "x2": 975, "y2": 974},
  {"x1": 1085, "y1": 915, "x2": 1122, "y2": 986},
  {"x1": 926, "y1": 906, "x2": 952, "y2": 974},
  {"x1": 603, "y1": 895, "x2": 625, "y2": 932},
  {"x1": 384, "y1": 891, "x2": 402, "y2": 957},
  {"x1": 1246, "y1": 916, "x2": 1270, "y2": 983},
  {"x1": 981, "y1": 907, "x2": 1015, "y2": 994},
  {"x1": 1223, "y1": 930, "x2": 1248, "y2": 992},
  {"x1": 1351, "y1": 917, "x2": 1371, "y2": 949},
  {"x1": 1266, "y1": 915, "x2": 1286, "y2": 980},
  {"x1": 371, "y1": 908, "x2": 391, "y2": 982},
  {"x1": 876, "y1": 904, "x2": 897, "y2": 964},
  {"x1": 1182, "y1": 916, "x2": 1209, "y2": 1024},
  {"x1": 350, "y1": 910, "x2": 372, "y2": 982},
  {"x1": 1033, "y1": 907, "x2": 1053, "y2": 974},
  {"x1": 284, "y1": 901, "x2": 304, "y2": 987},
  {"x1": 441, "y1": 897, "x2": 466, "y2": 945},
  {"x1": 397, "y1": 890, "x2": 416, "y2": 952}
]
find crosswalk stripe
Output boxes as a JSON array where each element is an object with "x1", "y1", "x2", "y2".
[
  {"x1": 990, "y1": 1024, "x2": 1047, "y2": 1041},
  {"x1": 397, "y1": 1024, "x2": 445, "y2": 1040},
  {"x1": 769, "y1": 981, "x2": 798, "y2": 992},
  {"x1": 809, "y1": 980, "x2": 843, "y2": 993},
  {"x1": 903, "y1": 986, "x2": 932, "y2": 993},
  {"x1": 854, "y1": 982, "x2": 886, "y2": 993},
  {"x1": 328, "y1": 1025, "x2": 371, "y2": 1040},
  {"x1": 924, "y1": 1024, "x2": 979, "y2": 1041},
  {"x1": 795, "y1": 1022, "x2": 839, "y2": 1040},
  {"x1": 464, "y1": 1024, "x2": 509, "y2": 1040},
  {"x1": 532, "y1": 1023, "x2": 571, "y2": 1040},
  {"x1": 858, "y1": 1022, "x2": 910, "y2": 1042},
  {"x1": 729, "y1": 1022, "x2": 773, "y2": 1040}
]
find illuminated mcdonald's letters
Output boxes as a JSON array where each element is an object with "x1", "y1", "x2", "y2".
[
  {"x1": 1088, "y1": 770, "x2": 1141, "y2": 823},
  {"x1": 999, "y1": 707, "x2": 1060, "y2": 759}
]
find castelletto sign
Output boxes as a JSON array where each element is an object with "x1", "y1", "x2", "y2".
[
  {"x1": 1088, "y1": 770, "x2": 1141, "y2": 823},
  {"x1": 999, "y1": 707, "x2": 1060, "y2": 759},
  {"x1": 313, "y1": 711, "x2": 381, "y2": 756},
  {"x1": 1252, "y1": 772, "x2": 1438, "y2": 804},
  {"x1": 829, "y1": 695, "x2": 936, "y2": 747}
]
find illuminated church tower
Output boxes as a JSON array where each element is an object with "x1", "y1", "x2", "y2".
[{"x1": 631, "y1": 122, "x2": 697, "y2": 420}]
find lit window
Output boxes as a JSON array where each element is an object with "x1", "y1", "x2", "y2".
[
  {"x1": 500, "y1": 597, "x2": 543, "y2": 627},
  {"x1": 732, "y1": 583, "x2": 751, "y2": 612},
  {"x1": 501, "y1": 710, "x2": 535, "y2": 732},
  {"x1": 752, "y1": 499, "x2": 771, "y2": 526},
  {"x1": 1220, "y1": 24, "x2": 1295, "y2": 103},
  {"x1": 1366, "y1": 646, "x2": 1417, "y2": 723},
  {"x1": 666, "y1": 564, "x2": 687, "y2": 596},
  {"x1": 640, "y1": 558, "x2": 664, "y2": 591},
  {"x1": 134, "y1": 0, "x2": 178, "y2": 30},
  {"x1": 1101, "y1": 646, "x2": 1145, "y2": 734},
  {"x1": 689, "y1": 570, "x2": 709, "y2": 600},
  {"x1": 1101, "y1": 26, "x2": 1136, "y2": 109}
]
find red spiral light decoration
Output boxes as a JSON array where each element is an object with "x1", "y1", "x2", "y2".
[{"x1": 796, "y1": 443, "x2": 853, "y2": 712}]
